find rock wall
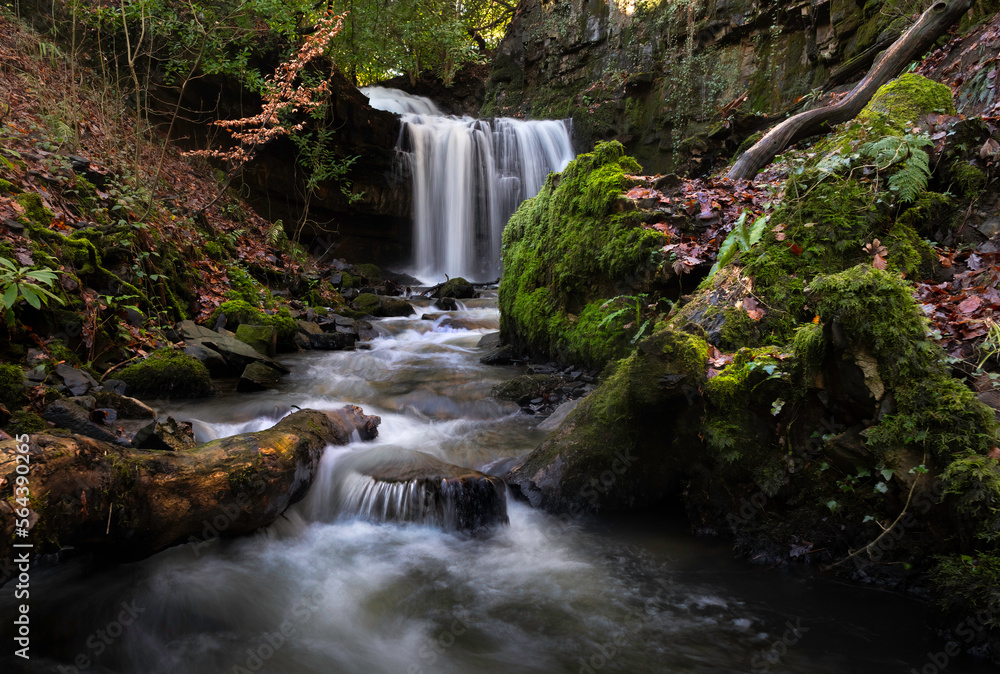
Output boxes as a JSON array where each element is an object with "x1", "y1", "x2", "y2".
[{"x1": 483, "y1": 0, "x2": 915, "y2": 174}]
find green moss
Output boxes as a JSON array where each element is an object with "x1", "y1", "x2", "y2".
[
  {"x1": 116, "y1": 348, "x2": 214, "y2": 398},
  {"x1": 950, "y1": 162, "x2": 987, "y2": 196},
  {"x1": 0, "y1": 363, "x2": 25, "y2": 409},
  {"x1": 858, "y1": 73, "x2": 956, "y2": 132},
  {"x1": 931, "y1": 553, "x2": 1000, "y2": 633},
  {"x1": 437, "y1": 277, "x2": 474, "y2": 299},
  {"x1": 204, "y1": 241, "x2": 226, "y2": 261},
  {"x1": 0, "y1": 179, "x2": 18, "y2": 194},
  {"x1": 790, "y1": 321, "x2": 826, "y2": 385},
  {"x1": 352, "y1": 293, "x2": 380, "y2": 315},
  {"x1": 210, "y1": 299, "x2": 295, "y2": 345},
  {"x1": 4, "y1": 410, "x2": 46, "y2": 435},
  {"x1": 15, "y1": 192, "x2": 53, "y2": 225},
  {"x1": 352, "y1": 263, "x2": 382, "y2": 283},
  {"x1": 225, "y1": 268, "x2": 267, "y2": 305},
  {"x1": 867, "y1": 376, "x2": 997, "y2": 464},
  {"x1": 500, "y1": 141, "x2": 669, "y2": 367},
  {"x1": 941, "y1": 455, "x2": 1000, "y2": 545},
  {"x1": 806, "y1": 265, "x2": 934, "y2": 385},
  {"x1": 235, "y1": 323, "x2": 276, "y2": 356}
]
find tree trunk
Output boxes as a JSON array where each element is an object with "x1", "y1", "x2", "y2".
[
  {"x1": 0, "y1": 407, "x2": 380, "y2": 570},
  {"x1": 727, "y1": 0, "x2": 972, "y2": 182}
]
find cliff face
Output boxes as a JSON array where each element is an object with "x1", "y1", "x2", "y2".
[{"x1": 482, "y1": 0, "x2": 902, "y2": 174}]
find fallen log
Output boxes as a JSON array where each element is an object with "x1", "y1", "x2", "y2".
[
  {"x1": 727, "y1": 0, "x2": 972, "y2": 182},
  {"x1": 0, "y1": 407, "x2": 380, "y2": 571}
]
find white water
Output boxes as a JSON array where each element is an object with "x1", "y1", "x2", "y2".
[{"x1": 361, "y1": 86, "x2": 575, "y2": 283}]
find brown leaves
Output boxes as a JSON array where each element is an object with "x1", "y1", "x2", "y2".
[{"x1": 864, "y1": 239, "x2": 889, "y2": 270}]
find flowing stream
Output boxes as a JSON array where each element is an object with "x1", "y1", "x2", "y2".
[
  {"x1": 4, "y1": 296, "x2": 995, "y2": 673},
  {"x1": 361, "y1": 87, "x2": 574, "y2": 283}
]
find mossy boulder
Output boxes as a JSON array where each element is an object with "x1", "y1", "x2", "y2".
[
  {"x1": 351, "y1": 263, "x2": 382, "y2": 283},
  {"x1": 210, "y1": 300, "x2": 297, "y2": 348},
  {"x1": 506, "y1": 327, "x2": 708, "y2": 512},
  {"x1": 235, "y1": 324, "x2": 277, "y2": 358},
  {"x1": 0, "y1": 364, "x2": 25, "y2": 410},
  {"x1": 858, "y1": 73, "x2": 956, "y2": 131},
  {"x1": 116, "y1": 349, "x2": 215, "y2": 399},
  {"x1": 351, "y1": 293, "x2": 380, "y2": 315},
  {"x1": 435, "y1": 277, "x2": 476, "y2": 299},
  {"x1": 3, "y1": 410, "x2": 46, "y2": 435},
  {"x1": 499, "y1": 141, "x2": 668, "y2": 368}
]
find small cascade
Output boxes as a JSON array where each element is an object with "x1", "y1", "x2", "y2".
[
  {"x1": 362, "y1": 86, "x2": 575, "y2": 282},
  {"x1": 304, "y1": 445, "x2": 509, "y2": 532}
]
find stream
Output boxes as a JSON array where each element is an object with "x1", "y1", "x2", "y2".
[{"x1": 4, "y1": 294, "x2": 995, "y2": 673}]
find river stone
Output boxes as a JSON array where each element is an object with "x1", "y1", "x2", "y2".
[
  {"x1": 236, "y1": 324, "x2": 277, "y2": 358},
  {"x1": 296, "y1": 319, "x2": 323, "y2": 335},
  {"x1": 336, "y1": 447, "x2": 508, "y2": 532},
  {"x1": 147, "y1": 416, "x2": 196, "y2": 451},
  {"x1": 309, "y1": 332, "x2": 356, "y2": 350},
  {"x1": 356, "y1": 320, "x2": 378, "y2": 341},
  {"x1": 237, "y1": 362, "x2": 283, "y2": 392},
  {"x1": 434, "y1": 297, "x2": 458, "y2": 311},
  {"x1": 187, "y1": 334, "x2": 290, "y2": 377},
  {"x1": 176, "y1": 319, "x2": 218, "y2": 342},
  {"x1": 41, "y1": 399, "x2": 156, "y2": 447},
  {"x1": 183, "y1": 343, "x2": 229, "y2": 376},
  {"x1": 375, "y1": 297, "x2": 415, "y2": 317},
  {"x1": 55, "y1": 363, "x2": 99, "y2": 396},
  {"x1": 434, "y1": 277, "x2": 476, "y2": 299}
]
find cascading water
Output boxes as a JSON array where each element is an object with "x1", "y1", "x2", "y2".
[{"x1": 361, "y1": 86, "x2": 575, "y2": 283}]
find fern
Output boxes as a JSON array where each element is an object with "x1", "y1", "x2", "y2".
[
  {"x1": 707, "y1": 211, "x2": 769, "y2": 281},
  {"x1": 860, "y1": 133, "x2": 934, "y2": 203},
  {"x1": 266, "y1": 219, "x2": 286, "y2": 247}
]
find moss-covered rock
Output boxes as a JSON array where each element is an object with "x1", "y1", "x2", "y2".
[
  {"x1": 0, "y1": 364, "x2": 25, "y2": 410},
  {"x1": 435, "y1": 277, "x2": 476, "y2": 299},
  {"x1": 351, "y1": 263, "x2": 382, "y2": 283},
  {"x1": 499, "y1": 141, "x2": 668, "y2": 368},
  {"x1": 235, "y1": 324, "x2": 277, "y2": 357},
  {"x1": 506, "y1": 327, "x2": 707, "y2": 512},
  {"x1": 3, "y1": 410, "x2": 46, "y2": 435},
  {"x1": 210, "y1": 300, "x2": 297, "y2": 348},
  {"x1": 116, "y1": 349, "x2": 215, "y2": 399},
  {"x1": 858, "y1": 73, "x2": 957, "y2": 130},
  {"x1": 351, "y1": 293, "x2": 380, "y2": 315}
]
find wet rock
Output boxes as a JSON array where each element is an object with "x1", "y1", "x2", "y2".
[
  {"x1": 422, "y1": 312, "x2": 446, "y2": 321},
  {"x1": 182, "y1": 343, "x2": 229, "y2": 376},
  {"x1": 235, "y1": 324, "x2": 278, "y2": 358},
  {"x1": 376, "y1": 297, "x2": 415, "y2": 317},
  {"x1": 296, "y1": 319, "x2": 323, "y2": 335},
  {"x1": 67, "y1": 395, "x2": 96, "y2": 411},
  {"x1": 434, "y1": 296, "x2": 458, "y2": 311},
  {"x1": 116, "y1": 349, "x2": 217, "y2": 399},
  {"x1": 237, "y1": 362, "x2": 283, "y2": 392},
  {"x1": 293, "y1": 333, "x2": 312, "y2": 350},
  {"x1": 92, "y1": 391, "x2": 156, "y2": 419},
  {"x1": 334, "y1": 447, "x2": 507, "y2": 532},
  {"x1": 55, "y1": 363, "x2": 98, "y2": 396},
  {"x1": 176, "y1": 319, "x2": 218, "y2": 342},
  {"x1": 309, "y1": 332, "x2": 356, "y2": 350},
  {"x1": 356, "y1": 320, "x2": 379, "y2": 341},
  {"x1": 102, "y1": 379, "x2": 127, "y2": 395},
  {"x1": 434, "y1": 277, "x2": 476, "y2": 299},
  {"x1": 188, "y1": 334, "x2": 291, "y2": 377},
  {"x1": 480, "y1": 345, "x2": 514, "y2": 366},
  {"x1": 537, "y1": 398, "x2": 584, "y2": 431},
  {"x1": 438, "y1": 317, "x2": 498, "y2": 331},
  {"x1": 491, "y1": 374, "x2": 564, "y2": 403},
  {"x1": 41, "y1": 399, "x2": 156, "y2": 447},
  {"x1": 977, "y1": 390, "x2": 1000, "y2": 421},
  {"x1": 147, "y1": 417, "x2": 196, "y2": 451}
]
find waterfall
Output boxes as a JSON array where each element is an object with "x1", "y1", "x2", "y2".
[{"x1": 361, "y1": 86, "x2": 575, "y2": 283}]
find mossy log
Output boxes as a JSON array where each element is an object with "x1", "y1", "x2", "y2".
[
  {"x1": 0, "y1": 407, "x2": 379, "y2": 569},
  {"x1": 727, "y1": 0, "x2": 972, "y2": 181}
]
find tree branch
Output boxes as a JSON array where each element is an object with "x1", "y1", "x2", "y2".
[{"x1": 727, "y1": 0, "x2": 972, "y2": 182}]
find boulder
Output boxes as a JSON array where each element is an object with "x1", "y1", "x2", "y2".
[
  {"x1": 182, "y1": 343, "x2": 229, "y2": 376},
  {"x1": 434, "y1": 297, "x2": 458, "y2": 311},
  {"x1": 296, "y1": 319, "x2": 323, "y2": 335},
  {"x1": 434, "y1": 277, "x2": 476, "y2": 299},
  {"x1": 505, "y1": 328, "x2": 708, "y2": 513},
  {"x1": 187, "y1": 334, "x2": 291, "y2": 377},
  {"x1": 41, "y1": 399, "x2": 156, "y2": 447},
  {"x1": 148, "y1": 417, "x2": 196, "y2": 451},
  {"x1": 175, "y1": 319, "x2": 218, "y2": 341},
  {"x1": 356, "y1": 320, "x2": 379, "y2": 341},
  {"x1": 55, "y1": 363, "x2": 99, "y2": 396},
  {"x1": 0, "y1": 408, "x2": 379, "y2": 566},
  {"x1": 309, "y1": 332, "x2": 356, "y2": 350},
  {"x1": 235, "y1": 324, "x2": 278, "y2": 358},
  {"x1": 237, "y1": 362, "x2": 283, "y2": 392},
  {"x1": 333, "y1": 446, "x2": 507, "y2": 531}
]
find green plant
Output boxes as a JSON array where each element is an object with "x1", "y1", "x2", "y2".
[
  {"x1": 0, "y1": 257, "x2": 64, "y2": 327},
  {"x1": 598, "y1": 293, "x2": 666, "y2": 345},
  {"x1": 859, "y1": 133, "x2": 934, "y2": 203},
  {"x1": 707, "y1": 210, "x2": 769, "y2": 280}
]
